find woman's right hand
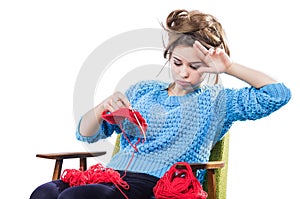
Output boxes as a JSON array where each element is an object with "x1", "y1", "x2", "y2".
[
  {"x1": 193, "y1": 40, "x2": 232, "y2": 74},
  {"x1": 102, "y1": 91, "x2": 131, "y2": 112},
  {"x1": 79, "y1": 91, "x2": 130, "y2": 137}
]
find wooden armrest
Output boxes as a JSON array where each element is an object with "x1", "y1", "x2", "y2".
[
  {"x1": 36, "y1": 151, "x2": 106, "y2": 160},
  {"x1": 36, "y1": 151, "x2": 106, "y2": 180},
  {"x1": 189, "y1": 161, "x2": 225, "y2": 171},
  {"x1": 176, "y1": 161, "x2": 224, "y2": 171}
]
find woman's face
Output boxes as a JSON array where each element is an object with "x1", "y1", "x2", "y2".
[{"x1": 170, "y1": 45, "x2": 206, "y2": 95}]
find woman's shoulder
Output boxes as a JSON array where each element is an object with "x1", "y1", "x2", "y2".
[
  {"x1": 128, "y1": 80, "x2": 168, "y2": 92},
  {"x1": 132, "y1": 80, "x2": 168, "y2": 89},
  {"x1": 126, "y1": 80, "x2": 169, "y2": 98}
]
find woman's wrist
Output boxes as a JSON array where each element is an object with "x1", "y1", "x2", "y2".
[{"x1": 224, "y1": 61, "x2": 235, "y2": 75}]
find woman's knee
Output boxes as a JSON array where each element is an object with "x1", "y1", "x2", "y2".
[
  {"x1": 30, "y1": 180, "x2": 69, "y2": 199},
  {"x1": 58, "y1": 184, "x2": 123, "y2": 199}
]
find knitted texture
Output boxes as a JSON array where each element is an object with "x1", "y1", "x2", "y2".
[
  {"x1": 153, "y1": 162, "x2": 208, "y2": 199},
  {"x1": 76, "y1": 80, "x2": 291, "y2": 183},
  {"x1": 101, "y1": 107, "x2": 147, "y2": 140},
  {"x1": 60, "y1": 163, "x2": 130, "y2": 199}
]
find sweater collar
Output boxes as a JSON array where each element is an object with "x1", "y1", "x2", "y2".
[{"x1": 158, "y1": 84, "x2": 206, "y2": 106}]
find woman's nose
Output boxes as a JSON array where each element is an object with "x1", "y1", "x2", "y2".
[{"x1": 179, "y1": 65, "x2": 189, "y2": 78}]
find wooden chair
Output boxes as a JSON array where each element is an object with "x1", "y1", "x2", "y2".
[{"x1": 36, "y1": 133, "x2": 229, "y2": 199}]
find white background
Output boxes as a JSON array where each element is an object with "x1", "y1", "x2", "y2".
[{"x1": 1, "y1": 0, "x2": 299, "y2": 198}]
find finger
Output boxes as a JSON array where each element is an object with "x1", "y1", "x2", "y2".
[
  {"x1": 105, "y1": 104, "x2": 115, "y2": 113},
  {"x1": 111, "y1": 98, "x2": 126, "y2": 110},
  {"x1": 107, "y1": 98, "x2": 119, "y2": 112},
  {"x1": 104, "y1": 97, "x2": 122, "y2": 112},
  {"x1": 215, "y1": 47, "x2": 222, "y2": 54},
  {"x1": 208, "y1": 47, "x2": 215, "y2": 55},
  {"x1": 103, "y1": 100, "x2": 116, "y2": 112},
  {"x1": 194, "y1": 40, "x2": 208, "y2": 53},
  {"x1": 114, "y1": 92, "x2": 131, "y2": 108},
  {"x1": 193, "y1": 41, "x2": 208, "y2": 58}
]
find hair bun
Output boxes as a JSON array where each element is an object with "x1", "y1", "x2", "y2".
[
  {"x1": 166, "y1": 9, "x2": 200, "y2": 33},
  {"x1": 163, "y1": 9, "x2": 230, "y2": 56}
]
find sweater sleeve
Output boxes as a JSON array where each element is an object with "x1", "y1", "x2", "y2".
[
  {"x1": 225, "y1": 82, "x2": 291, "y2": 122},
  {"x1": 76, "y1": 117, "x2": 122, "y2": 143}
]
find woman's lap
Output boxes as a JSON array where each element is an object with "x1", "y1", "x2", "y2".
[
  {"x1": 58, "y1": 183, "x2": 126, "y2": 199},
  {"x1": 30, "y1": 171, "x2": 158, "y2": 199}
]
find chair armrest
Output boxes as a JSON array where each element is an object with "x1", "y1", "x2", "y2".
[
  {"x1": 175, "y1": 161, "x2": 224, "y2": 171},
  {"x1": 36, "y1": 151, "x2": 106, "y2": 160},
  {"x1": 36, "y1": 151, "x2": 106, "y2": 180},
  {"x1": 189, "y1": 161, "x2": 225, "y2": 171}
]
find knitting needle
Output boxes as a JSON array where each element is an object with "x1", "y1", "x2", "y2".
[{"x1": 129, "y1": 106, "x2": 147, "y2": 141}]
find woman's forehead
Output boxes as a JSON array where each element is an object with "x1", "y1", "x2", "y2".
[{"x1": 172, "y1": 46, "x2": 202, "y2": 63}]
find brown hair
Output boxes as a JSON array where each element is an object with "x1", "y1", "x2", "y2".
[{"x1": 163, "y1": 9, "x2": 230, "y2": 59}]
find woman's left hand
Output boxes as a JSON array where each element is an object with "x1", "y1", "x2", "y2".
[{"x1": 193, "y1": 40, "x2": 232, "y2": 74}]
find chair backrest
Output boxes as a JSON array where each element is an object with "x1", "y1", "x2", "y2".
[
  {"x1": 112, "y1": 133, "x2": 230, "y2": 199},
  {"x1": 203, "y1": 133, "x2": 229, "y2": 199}
]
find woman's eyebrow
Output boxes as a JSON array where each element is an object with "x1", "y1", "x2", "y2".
[
  {"x1": 173, "y1": 56, "x2": 182, "y2": 61},
  {"x1": 173, "y1": 56, "x2": 203, "y2": 65},
  {"x1": 189, "y1": 61, "x2": 203, "y2": 64}
]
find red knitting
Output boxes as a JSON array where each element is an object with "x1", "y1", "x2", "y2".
[
  {"x1": 101, "y1": 107, "x2": 147, "y2": 137},
  {"x1": 101, "y1": 107, "x2": 147, "y2": 152},
  {"x1": 153, "y1": 162, "x2": 208, "y2": 199},
  {"x1": 61, "y1": 163, "x2": 130, "y2": 198}
]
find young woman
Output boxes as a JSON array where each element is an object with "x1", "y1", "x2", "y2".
[{"x1": 30, "y1": 9, "x2": 291, "y2": 199}]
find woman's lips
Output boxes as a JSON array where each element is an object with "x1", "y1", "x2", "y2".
[{"x1": 176, "y1": 80, "x2": 190, "y2": 86}]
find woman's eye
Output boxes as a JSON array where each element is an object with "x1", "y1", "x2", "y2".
[
  {"x1": 190, "y1": 63, "x2": 205, "y2": 70},
  {"x1": 173, "y1": 61, "x2": 182, "y2": 66},
  {"x1": 190, "y1": 65, "x2": 200, "y2": 70}
]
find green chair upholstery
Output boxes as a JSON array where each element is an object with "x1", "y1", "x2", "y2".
[{"x1": 112, "y1": 133, "x2": 230, "y2": 199}]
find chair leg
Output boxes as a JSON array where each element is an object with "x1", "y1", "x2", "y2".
[
  {"x1": 52, "y1": 159, "x2": 63, "y2": 180},
  {"x1": 207, "y1": 169, "x2": 216, "y2": 199},
  {"x1": 79, "y1": 157, "x2": 87, "y2": 171}
]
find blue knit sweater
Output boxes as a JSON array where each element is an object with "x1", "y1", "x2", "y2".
[{"x1": 76, "y1": 80, "x2": 291, "y2": 182}]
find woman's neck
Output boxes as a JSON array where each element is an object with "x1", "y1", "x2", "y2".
[{"x1": 168, "y1": 83, "x2": 200, "y2": 96}]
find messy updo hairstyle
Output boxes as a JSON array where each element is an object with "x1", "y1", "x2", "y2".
[{"x1": 163, "y1": 9, "x2": 230, "y2": 59}]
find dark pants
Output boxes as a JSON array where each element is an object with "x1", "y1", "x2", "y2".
[{"x1": 29, "y1": 171, "x2": 159, "y2": 199}]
